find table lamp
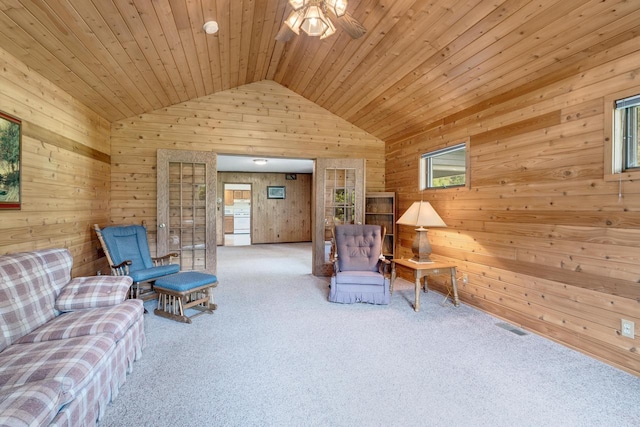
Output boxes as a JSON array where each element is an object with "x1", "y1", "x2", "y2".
[{"x1": 396, "y1": 201, "x2": 446, "y2": 263}]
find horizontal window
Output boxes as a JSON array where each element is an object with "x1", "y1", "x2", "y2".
[
  {"x1": 420, "y1": 143, "x2": 467, "y2": 190},
  {"x1": 614, "y1": 94, "x2": 640, "y2": 171}
]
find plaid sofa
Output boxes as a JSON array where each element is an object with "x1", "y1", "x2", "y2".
[{"x1": 0, "y1": 249, "x2": 146, "y2": 426}]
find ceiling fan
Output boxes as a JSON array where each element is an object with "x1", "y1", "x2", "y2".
[{"x1": 275, "y1": 0, "x2": 367, "y2": 42}]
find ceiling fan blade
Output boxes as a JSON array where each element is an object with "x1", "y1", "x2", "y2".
[
  {"x1": 334, "y1": 11, "x2": 367, "y2": 39},
  {"x1": 275, "y1": 23, "x2": 295, "y2": 42}
]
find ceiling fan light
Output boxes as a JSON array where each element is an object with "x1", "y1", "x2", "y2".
[
  {"x1": 285, "y1": 10, "x2": 304, "y2": 34},
  {"x1": 326, "y1": 0, "x2": 348, "y2": 17},
  {"x1": 320, "y1": 18, "x2": 336, "y2": 39},
  {"x1": 300, "y1": 6, "x2": 329, "y2": 37},
  {"x1": 303, "y1": 4, "x2": 323, "y2": 20},
  {"x1": 288, "y1": 0, "x2": 306, "y2": 11}
]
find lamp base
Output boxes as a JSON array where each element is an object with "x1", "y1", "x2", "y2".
[{"x1": 411, "y1": 228, "x2": 434, "y2": 264}]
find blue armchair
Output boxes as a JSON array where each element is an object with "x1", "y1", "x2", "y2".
[
  {"x1": 329, "y1": 224, "x2": 391, "y2": 305},
  {"x1": 94, "y1": 224, "x2": 180, "y2": 300}
]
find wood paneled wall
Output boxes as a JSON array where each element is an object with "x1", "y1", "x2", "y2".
[
  {"x1": 111, "y1": 80, "x2": 384, "y2": 253},
  {"x1": 0, "y1": 47, "x2": 111, "y2": 277},
  {"x1": 387, "y1": 41, "x2": 640, "y2": 375},
  {"x1": 217, "y1": 172, "x2": 311, "y2": 244}
]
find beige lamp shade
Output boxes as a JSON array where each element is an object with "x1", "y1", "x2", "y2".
[
  {"x1": 396, "y1": 201, "x2": 446, "y2": 263},
  {"x1": 396, "y1": 201, "x2": 446, "y2": 228}
]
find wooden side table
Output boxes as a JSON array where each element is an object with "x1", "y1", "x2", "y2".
[{"x1": 391, "y1": 259, "x2": 460, "y2": 312}]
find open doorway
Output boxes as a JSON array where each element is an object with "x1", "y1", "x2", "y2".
[{"x1": 223, "y1": 183, "x2": 251, "y2": 246}]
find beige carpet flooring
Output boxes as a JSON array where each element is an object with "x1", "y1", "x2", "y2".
[{"x1": 97, "y1": 243, "x2": 640, "y2": 427}]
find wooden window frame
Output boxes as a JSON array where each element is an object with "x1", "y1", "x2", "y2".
[
  {"x1": 604, "y1": 87, "x2": 640, "y2": 182},
  {"x1": 419, "y1": 140, "x2": 470, "y2": 190}
]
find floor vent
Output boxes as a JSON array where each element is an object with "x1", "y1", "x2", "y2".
[{"x1": 496, "y1": 322, "x2": 528, "y2": 336}]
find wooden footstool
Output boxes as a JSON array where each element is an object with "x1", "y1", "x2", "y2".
[{"x1": 153, "y1": 272, "x2": 218, "y2": 323}]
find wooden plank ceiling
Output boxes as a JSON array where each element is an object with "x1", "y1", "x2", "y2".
[{"x1": 0, "y1": 0, "x2": 638, "y2": 143}]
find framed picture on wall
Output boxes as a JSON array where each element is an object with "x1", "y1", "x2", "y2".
[
  {"x1": 0, "y1": 111, "x2": 21, "y2": 210},
  {"x1": 267, "y1": 186, "x2": 285, "y2": 199}
]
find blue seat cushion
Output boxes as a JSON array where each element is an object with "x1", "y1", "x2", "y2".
[
  {"x1": 154, "y1": 272, "x2": 218, "y2": 292},
  {"x1": 100, "y1": 225, "x2": 154, "y2": 271},
  {"x1": 129, "y1": 264, "x2": 180, "y2": 283}
]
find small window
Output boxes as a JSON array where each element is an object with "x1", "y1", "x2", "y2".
[
  {"x1": 420, "y1": 143, "x2": 467, "y2": 189},
  {"x1": 613, "y1": 94, "x2": 640, "y2": 172}
]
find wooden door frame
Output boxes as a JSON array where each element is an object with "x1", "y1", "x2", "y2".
[
  {"x1": 222, "y1": 181, "x2": 253, "y2": 246},
  {"x1": 157, "y1": 149, "x2": 217, "y2": 274},
  {"x1": 312, "y1": 158, "x2": 366, "y2": 276}
]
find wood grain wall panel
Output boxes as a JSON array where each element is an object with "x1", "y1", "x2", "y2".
[
  {"x1": 0, "y1": 50, "x2": 110, "y2": 153},
  {"x1": 0, "y1": 47, "x2": 110, "y2": 277},
  {"x1": 1, "y1": 1, "x2": 639, "y2": 155},
  {"x1": 386, "y1": 45, "x2": 640, "y2": 375},
  {"x1": 375, "y1": 4, "x2": 640, "y2": 143},
  {"x1": 111, "y1": 80, "x2": 385, "y2": 254},
  {"x1": 217, "y1": 172, "x2": 311, "y2": 244}
]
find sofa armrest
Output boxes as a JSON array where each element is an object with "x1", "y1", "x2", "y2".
[{"x1": 55, "y1": 275, "x2": 133, "y2": 312}]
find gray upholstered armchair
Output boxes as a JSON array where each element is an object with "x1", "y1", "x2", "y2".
[{"x1": 329, "y1": 224, "x2": 391, "y2": 305}]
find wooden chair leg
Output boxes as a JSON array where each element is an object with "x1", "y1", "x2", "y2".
[
  {"x1": 208, "y1": 287, "x2": 217, "y2": 310},
  {"x1": 153, "y1": 281, "x2": 217, "y2": 323}
]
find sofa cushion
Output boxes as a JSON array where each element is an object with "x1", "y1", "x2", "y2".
[
  {"x1": 0, "y1": 379, "x2": 70, "y2": 427},
  {"x1": 17, "y1": 300, "x2": 143, "y2": 344},
  {"x1": 0, "y1": 249, "x2": 72, "y2": 352},
  {"x1": 335, "y1": 270, "x2": 386, "y2": 286},
  {"x1": 55, "y1": 276, "x2": 133, "y2": 311},
  {"x1": 0, "y1": 334, "x2": 115, "y2": 399}
]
